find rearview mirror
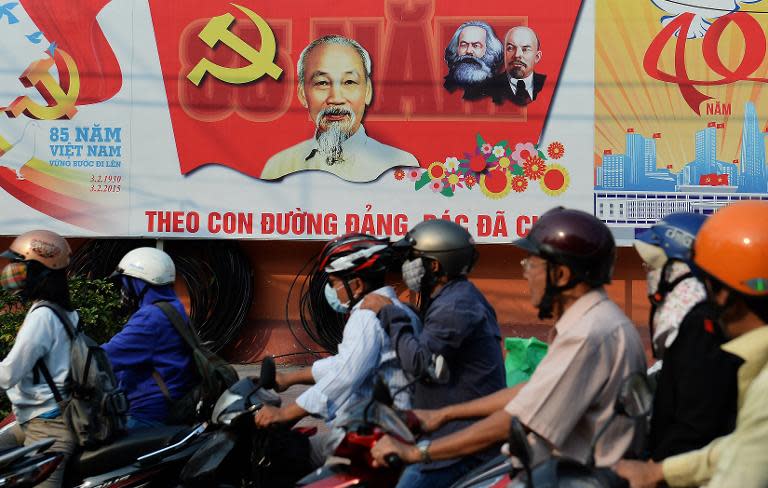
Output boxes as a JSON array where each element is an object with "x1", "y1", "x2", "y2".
[
  {"x1": 507, "y1": 417, "x2": 533, "y2": 487},
  {"x1": 615, "y1": 372, "x2": 653, "y2": 419},
  {"x1": 259, "y1": 356, "x2": 276, "y2": 391},
  {"x1": 586, "y1": 372, "x2": 653, "y2": 468}
]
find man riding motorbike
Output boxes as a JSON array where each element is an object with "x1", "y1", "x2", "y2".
[
  {"x1": 635, "y1": 212, "x2": 739, "y2": 460},
  {"x1": 616, "y1": 201, "x2": 768, "y2": 487},
  {"x1": 370, "y1": 207, "x2": 646, "y2": 481},
  {"x1": 254, "y1": 233, "x2": 420, "y2": 468},
  {"x1": 0, "y1": 230, "x2": 77, "y2": 488},
  {"x1": 103, "y1": 247, "x2": 196, "y2": 430},
  {"x1": 360, "y1": 219, "x2": 507, "y2": 488}
]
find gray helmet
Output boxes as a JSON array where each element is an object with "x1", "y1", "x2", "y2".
[{"x1": 397, "y1": 220, "x2": 477, "y2": 277}]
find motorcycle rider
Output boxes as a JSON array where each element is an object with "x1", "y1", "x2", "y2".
[
  {"x1": 635, "y1": 212, "x2": 739, "y2": 460},
  {"x1": 254, "y1": 233, "x2": 420, "y2": 468},
  {"x1": 103, "y1": 247, "x2": 196, "y2": 430},
  {"x1": 370, "y1": 208, "x2": 646, "y2": 478},
  {"x1": 616, "y1": 201, "x2": 768, "y2": 487},
  {"x1": 360, "y1": 219, "x2": 507, "y2": 488},
  {"x1": 0, "y1": 230, "x2": 77, "y2": 488}
]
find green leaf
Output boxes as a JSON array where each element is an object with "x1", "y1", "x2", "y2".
[
  {"x1": 538, "y1": 150, "x2": 547, "y2": 159},
  {"x1": 475, "y1": 133, "x2": 485, "y2": 148},
  {"x1": 414, "y1": 171, "x2": 432, "y2": 191},
  {"x1": 512, "y1": 164, "x2": 524, "y2": 175},
  {"x1": 440, "y1": 187, "x2": 455, "y2": 197},
  {"x1": 497, "y1": 140, "x2": 509, "y2": 149}
]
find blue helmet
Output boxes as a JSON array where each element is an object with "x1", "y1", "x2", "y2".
[{"x1": 636, "y1": 212, "x2": 707, "y2": 263}]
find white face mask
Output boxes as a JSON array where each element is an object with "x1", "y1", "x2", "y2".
[
  {"x1": 402, "y1": 258, "x2": 426, "y2": 292},
  {"x1": 324, "y1": 283, "x2": 350, "y2": 313}
]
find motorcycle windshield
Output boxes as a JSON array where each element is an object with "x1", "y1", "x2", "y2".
[{"x1": 339, "y1": 399, "x2": 415, "y2": 444}]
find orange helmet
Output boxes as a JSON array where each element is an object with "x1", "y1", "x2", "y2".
[
  {"x1": 693, "y1": 201, "x2": 768, "y2": 296},
  {"x1": 1, "y1": 230, "x2": 71, "y2": 270}
]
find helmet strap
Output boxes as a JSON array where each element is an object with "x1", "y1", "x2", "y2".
[
  {"x1": 538, "y1": 262, "x2": 580, "y2": 320},
  {"x1": 702, "y1": 277, "x2": 742, "y2": 339},
  {"x1": 121, "y1": 277, "x2": 152, "y2": 314},
  {"x1": 342, "y1": 276, "x2": 364, "y2": 310}
]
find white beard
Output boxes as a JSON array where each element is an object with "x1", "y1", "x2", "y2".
[{"x1": 315, "y1": 109, "x2": 356, "y2": 165}]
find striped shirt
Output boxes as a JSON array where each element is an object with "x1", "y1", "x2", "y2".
[{"x1": 296, "y1": 286, "x2": 420, "y2": 425}]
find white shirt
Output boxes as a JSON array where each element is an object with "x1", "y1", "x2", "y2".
[
  {"x1": 0, "y1": 304, "x2": 75, "y2": 423},
  {"x1": 296, "y1": 286, "x2": 421, "y2": 425},
  {"x1": 508, "y1": 73, "x2": 535, "y2": 100},
  {"x1": 261, "y1": 125, "x2": 418, "y2": 183}
]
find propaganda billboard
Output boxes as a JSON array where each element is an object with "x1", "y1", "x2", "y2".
[
  {"x1": 595, "y1": 0, "x2": 768, "y2": 242},
  {"x1": 0, "y1": 0, "x2": 590, "y2": 241}
]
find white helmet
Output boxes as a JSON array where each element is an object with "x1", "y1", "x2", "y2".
[{"x1": 114, "y1": 247, "x2": 175, "y2": 285}]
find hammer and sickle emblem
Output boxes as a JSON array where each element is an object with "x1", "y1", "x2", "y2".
[
  {"x1": 2, "y1": 49, "x2": 80, "y2": 120},
  {"x1": 187, "y1": 3, "x2": 282, "y2": 86}
]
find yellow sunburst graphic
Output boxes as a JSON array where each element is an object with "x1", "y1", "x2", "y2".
[
  {"x1": 539, "y1": 164, "x2": 570, "y2": 196},
  {"x1": 595, "y1": 0, "x2": 768, "y2": 172},
  {"x1": 479, "y1": 170, "x2": 512, "y2": 199}
]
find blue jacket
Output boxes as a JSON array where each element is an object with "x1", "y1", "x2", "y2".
[
  {"x1": 378, "y1": 278, "x2": 506, "y2": 470},
  {"x1": 103, "y1": 281, "x2": 197, "y2": 422}
]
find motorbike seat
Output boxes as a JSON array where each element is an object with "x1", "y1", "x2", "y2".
[{"x1": 71, "y1": 425, "x2": 189, "y2": 477}]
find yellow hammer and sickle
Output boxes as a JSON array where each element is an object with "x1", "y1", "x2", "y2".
[
  {"x1": 187, "y1": 3, "x2": 282, "y2": 86},
  {"x1": 2, "y1": 49, "x2": 80, "y2": 120}
]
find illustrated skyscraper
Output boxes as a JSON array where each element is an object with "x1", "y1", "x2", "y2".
[{"x1": 739, "y1": 101, "x2": 767, "y2": 192}]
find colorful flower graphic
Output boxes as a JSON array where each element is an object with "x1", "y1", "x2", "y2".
[
  {"x1": 493, "y1": 157, "x2": 512, "y2": 172},
  {"x1": 427, "y1": 162, "x2": 446, "y2": 180},
  {"x1": 406, "y1": 168, "x2": 423, "y2": 181},
  {"x1": 511, "y1": 142, "x2": 537, "y2": 164},
  {"x1": 547, "y1": 141, "x2": 565, "y2": 160},
  {"x1": 462, "y1": 152, "x2": 489, "y2": 174},
  {"x1": 511, "y1": 175, "x2": 528, "y2": 193},
  {"x1": 445, "y1": 171, "x2": 463, "y2": 191},
  {"x1": 479, "y1": 169, "x2": 511, "y2": 199},
  {"x1": 539, "y1": 164, "x2": 570, "y2": 196},
  {"x1": 399, "y1": 134, "x2": 568, "y2": 200},
  {"x1": 445, "y1": 157, "x2": 460, "y2": 170},
  {"x1": 523, "y1": 156, "x2": 547, "y2": 180}
]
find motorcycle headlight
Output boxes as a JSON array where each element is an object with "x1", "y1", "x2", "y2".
[{"x1": 211, "y1": 389, "x2": 244, "y2": 424}]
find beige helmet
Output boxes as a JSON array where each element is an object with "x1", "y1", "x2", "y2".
[{"x1": 1, "y1": 230, "x2": 71, "y2": 270}]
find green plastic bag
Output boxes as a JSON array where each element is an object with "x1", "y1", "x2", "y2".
[{"x1": 504, "y1": 337, "x2": 548, "y2": 387}]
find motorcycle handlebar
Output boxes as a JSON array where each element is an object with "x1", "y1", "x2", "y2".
[{"x1": 385, "y1": 453, "x2": 404, "y2": 470}]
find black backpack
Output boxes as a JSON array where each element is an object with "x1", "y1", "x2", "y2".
[
  {"x1": 151, "y1": 302, "x2": 239, "y2": 424},
  {"x1": 32, "y1": 301, "x2": 128, "y2": 447}
]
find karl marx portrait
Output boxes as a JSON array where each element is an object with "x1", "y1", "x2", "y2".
[{"x1": 443, "y1": 21, "x2": 504, "y2": 100}]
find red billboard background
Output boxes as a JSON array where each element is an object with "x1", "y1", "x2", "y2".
[{"x1": 148, "y1": 0, "x2": 583, "y2": 178}]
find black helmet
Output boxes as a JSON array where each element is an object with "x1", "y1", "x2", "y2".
[
  {"x1": 397, "y1": 219, "x2": 477, "y2": 278},
  {"x1": 513, "y1": 207, "x2": 615, "y2": 286},
  {"x1": 319, "y1": 233, "x2": 391, "y2": 279}
]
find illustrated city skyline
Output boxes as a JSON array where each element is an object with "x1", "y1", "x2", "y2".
[{"x1": 596, "y1": 101, "x2": 767, "y2": 193}]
